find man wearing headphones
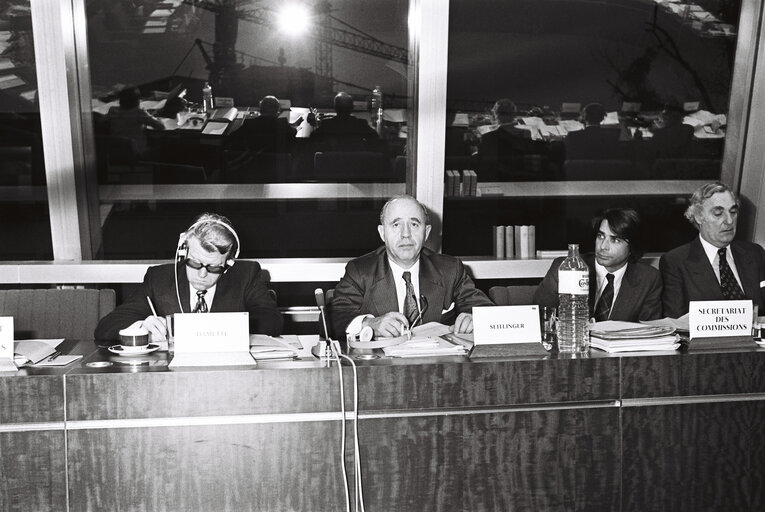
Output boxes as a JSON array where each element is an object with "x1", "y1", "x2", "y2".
[{"x1": 94, "y1": 213, "x2": 282, "y2": 342}]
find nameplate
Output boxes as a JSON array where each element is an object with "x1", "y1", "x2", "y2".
[
  {"x1": 215, "y1": 96, "x2": 234, "y2": 108},
  {"x1": 688, "y1": 300, "x2": 752, "y2": 339},
  {"x1": 473, "y1": 306, "x2": 540, "y2": 345},
  {"x1": 173, "y1": 312, "x2": 249, "y2": 353},
  {"x1": 0, "y1": 317, "x2": 12, "y2": 360}
]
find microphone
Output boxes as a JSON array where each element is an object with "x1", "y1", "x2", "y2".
[{"x1": 313, "y1": 288, "x2": 331, "y2": 359}]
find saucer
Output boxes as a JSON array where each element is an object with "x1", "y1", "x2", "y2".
[{"x1": 108, "y1": 344, "x2": 160, "y2": 357}]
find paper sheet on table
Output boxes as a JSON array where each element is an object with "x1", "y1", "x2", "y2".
[
  {"x1": 32, "y1": 354, "x2": 83, "y2": 367},
  {"x1": 603, "y1": 112, "x2": 620, "y2": 125},
  {"x1": 641, "y1": 315, "x2": 690, "y2": 332},
  {"x1": 250, "y1": 334, "x2": 301, "y2": 360},
  {"x1": 379, "y1": 323, "x2": 468, "y2": 357},
  {"x1": 14, "y1": 339, "x2": 65, "y2": 364}
]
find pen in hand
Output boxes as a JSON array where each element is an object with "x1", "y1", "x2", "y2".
[{"x1": 146, "y1": 296, "x2": 158, "y2": 317}]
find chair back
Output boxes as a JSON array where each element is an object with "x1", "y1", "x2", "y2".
[
  {"x1": 0, "y1": 289, "x2": 116, "y2": 341},
  {"x1": 314, "y1": 151, "x2": 391, "y2": 182},
  {"x1": 563, "y1": 159, "x2": 641, "y2": 180},
  {"x1": 488, "y1": 285, "x2": 538, "y2": 306}
]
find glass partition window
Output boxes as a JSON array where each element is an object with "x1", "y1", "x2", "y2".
[
  {"x1": 87, "y1": 0, "x2": 410, "y2": 259},
  {"x1": 0, "y1": 0, "x2": 51, "y2": 259},
  {"x1": 443, "y1": 0, "x2": 741, "y2": 257}
]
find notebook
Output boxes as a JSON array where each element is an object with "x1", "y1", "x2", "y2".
[{"x1": 168, "y1": 312, "x2": 254, "y2": 367}]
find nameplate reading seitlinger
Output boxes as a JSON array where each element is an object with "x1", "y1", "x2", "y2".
[
  {"x1": 473, "y1": 305, "x2": 541, "y2": 345},
  {"x1": 0, "y1": 316, "x2": 12, "y2": 360},
  {"x1": 688, "y1": 300, "x2": 752, "y2": 339}
]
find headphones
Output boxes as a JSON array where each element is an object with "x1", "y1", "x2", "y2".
[{"x1": 176, "y1": 217, "x2": 241, "y2": 271}]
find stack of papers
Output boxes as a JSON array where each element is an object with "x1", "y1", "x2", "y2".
[
  {"x1": 590, "y1": 321, "x2": 681, "y2": 353},
  {"x1": 249, "y1": 334, "x2": 300, "y2": 360},
  {"x1": 383, "y1": 337, "x2": 467, "y2": 358}
]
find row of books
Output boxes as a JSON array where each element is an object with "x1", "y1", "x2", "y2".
[
  {"x1": 445, "y1": 170, "x2": 478, "y2": 197},
  {"x1": 492, "y1": 225, "x2": 536, "y2": 259}
]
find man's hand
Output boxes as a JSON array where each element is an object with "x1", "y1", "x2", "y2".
[
  {"x1": 451, "y1": 312, "x2": 473, "y2": 334},
  {"x1": 363, "y1": 312, "x2": 409, "y2": 338},
  {"x1": 142, "y1": 315, "x2": 168, "y2": 342}
]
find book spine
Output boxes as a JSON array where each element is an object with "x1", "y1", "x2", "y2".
[
  {"x1": 528, "y1": 225, "x2": 536, "y2": 259},
  {"x1": 519, "y1": 225, "x2": 530, "y2": 259},
  {"x1": 504, "y1": 225, "x2": 514, "y2": 259},
  {"x1": 493, "y1": 226, "x2": 505, "y2": 259}
]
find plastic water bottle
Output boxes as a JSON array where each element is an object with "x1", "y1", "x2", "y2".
[
  {"x1": 371, "y1": 85, "x2": 383, "y2": 135},
  {"x1": 556, "y1": 243, "x2": 590, "y2": 353},
  {"x1": 202, "y1": 82, "x2": 213, "y2": 113}
]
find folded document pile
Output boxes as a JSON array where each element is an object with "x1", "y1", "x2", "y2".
[{"x1": 590, "y1": 321, "x2": 680, "y2": 353}]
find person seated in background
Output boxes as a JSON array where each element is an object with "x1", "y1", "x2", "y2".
[
  {"x1": 660, "y1": 181, "x2": 765, "y2": 318},
  {"x1": 477, "y1": 98, "x2": 550, "y2": 179},
  {"x1": 650, "y1": 103, "x2": 694, "y2": 159},
  {"x1": 310, "y1": 91, "x2": 378, "y2": 152},
  {"x1": 94, "y1": 213, "x2": 282, "y2": 343},
  {"x1": 332, "y1": 195, "x2": 493, "y2": 338},
  {"x1": 227, "y1": 95, "x2": 297, "y2": 154},
  {"x1": 563, "y1": 102, "x2": 621, "y2": 160},
  {"x1": 534, "y1": 208, "x2": 662, "y2": 322},
  {"x1": 105, "y1": 86, "x2": 165, "y2": 157}
]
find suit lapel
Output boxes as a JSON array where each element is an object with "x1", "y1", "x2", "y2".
[
  {"x1": 731, "y1": 242, "x2": 758, "y2": 300},
  {"x1": 689, "y1": 237, "x2": 724, "y2": 300},
  {"x1": 371, "y1": 252, "x2": 399, "y2": 316},
  {"x1": 418, "y1": 252, "x2": 446, "y2": 323},
  {"x1": 610, "y1": 263, "x2": 636, "y2": 320},
  {"x1": 176, "y1": 264, "x2": 191, "y2": 313}
]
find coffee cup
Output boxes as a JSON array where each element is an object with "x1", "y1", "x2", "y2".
[{"x1": 118, "y1": 327, "x2": 150, "y2": 351}]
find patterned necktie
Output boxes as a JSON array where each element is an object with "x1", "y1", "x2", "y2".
[
  {"x1": 193, "y1": 290, "x2": 208, "y2": 313},
  {"x1": 402, "y1": 271, "x2": 419, "y2": 326},
  {"x1": 594, "y1": 273, "x2": 615, "y2": 322},
  {"x1": 718, "y1": 247, "x2": 745, "y2": 300}
]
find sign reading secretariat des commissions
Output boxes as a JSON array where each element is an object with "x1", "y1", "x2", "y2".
[{"x1": 688, "y1": 300, "x2": 753, "y2": 339}]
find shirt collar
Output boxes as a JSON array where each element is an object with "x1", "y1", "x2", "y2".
[
  {"x1": 698, "y1": 234, "x2": 727, "y2": 266},
  {"x1": 594, "y1": 260, "x2": 628, "y2": 281},
  {"x1": 387, "y1": 258, "x2": 420, "y2": 279}
]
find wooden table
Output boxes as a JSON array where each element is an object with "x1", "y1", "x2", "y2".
[{"x1": 2, "y1": 341, "x2": 764, "y2": 511}]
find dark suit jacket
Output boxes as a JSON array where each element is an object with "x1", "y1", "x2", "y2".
[
  {"x1": 660, "y1": 237, "x2": 765, "y2": 318},
  {"x1": 227, "y1": 116, "x2": 296, "y2": 153},
  {"x1": 94, "y1": 261, "x2": 282, "y2": 342},
  {"x1": 564, "y1": 126, "x2": 622, "y2": 160},
  {"x1": 331, "y1": 246, "x2": 494, "y2": 336},
  {"x1": 311, "y1": 114, "x2": 379, "y2": 152},
  {"x1": 533, "y1": 254, "x2": 662, "y2": 322}
]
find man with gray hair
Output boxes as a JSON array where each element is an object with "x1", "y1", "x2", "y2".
[
  {"x1": 94, "y1": 213, "x2": 282, "y2": 342},
  {"x1": 332, "y1": 195, "x2": 493, "y2": 338},
  {"x1": 660, "y1": 181, "x2": 765, "y2": 318}
]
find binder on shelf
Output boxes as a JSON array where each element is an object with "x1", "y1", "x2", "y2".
[
  {"x1": 492, "y1": 226, "x2": 505, "y2": 259},
  {"x1": 514, "y1": 226, "x2": 523, "y2": 259},
  {"x1": 504, "y1": 225, "x2": 514, "y2": 259},
  {"x1": 528, "y1": 225, "x2": 536, "y2": 259},
  {"x1": 518, "y1": 225, "x2": 530, "y2": 258}
]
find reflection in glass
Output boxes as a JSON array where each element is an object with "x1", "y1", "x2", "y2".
[
  {"x1": 0, "y1": 0, "x2": 51, "y2": 259},
  {"x1": 444, "y1": 0, "x2": 741, "y2": 256},
  {"x1": 87, "y1": 0, "x2": 411, "y2": 259}
]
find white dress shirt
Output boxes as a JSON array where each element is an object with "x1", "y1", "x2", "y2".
[
  {"x1": 188, "y1": 283, "x2": 217, "y2": 312},
  {"x1": 593, "y1": 260, "x2": 628, "y2": 309},
  {"x1": 346, "y1": 259, "x2": 421, "y2": 335}
]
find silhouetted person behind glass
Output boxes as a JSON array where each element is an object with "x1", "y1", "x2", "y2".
[
  {"x1": 310, "y1": 91, "x2": 378, "y2": 152},
  {"x1": 651, "y1": 103, "x2": 694, "y2": 159},
  {"x1": 228, "y1": 95, "x2": 297, "y2": 154},
  {"x1": 477, "y1": 98, "x2": 549, "y2": 179},
  {"x1": 105, "y1": 86, "x2": 164, "y2": 157},
  {"x1": 564, "y1": 103, "x2": 621, "y2": 160}
]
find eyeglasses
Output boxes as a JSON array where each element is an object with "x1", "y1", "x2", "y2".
[{"x1": 184, "y1": 258, "x2": 227, "y2": 274}]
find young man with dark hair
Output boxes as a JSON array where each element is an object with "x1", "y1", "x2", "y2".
[{"x1": 534, "y1": 208, "x2": 662, "y2": 322}]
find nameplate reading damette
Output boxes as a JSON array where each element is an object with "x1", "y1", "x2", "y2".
[
  {"x1": 169, "y1": 312, "x2": 254, "y2": 367},
  {"x1": 0, "y1": 316, "x2": 12, "y2": 360},
  {"x1": 688, "y1": 300, "x2": 752, "y2": 339}
]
